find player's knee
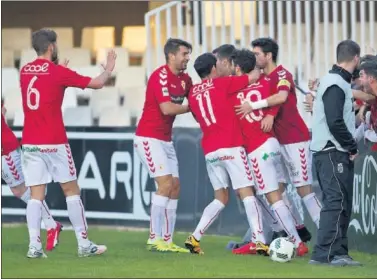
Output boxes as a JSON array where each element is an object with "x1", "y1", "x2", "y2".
[
  {"x1": 266, "y1": 190, "x2": 282, "y2": 205},
  {"x1": 278, "y1": 183, "x2": 287, "y2": 193},
  {"x1": 214, "y1": 188, "x2": 229, "y2": 205},
  {"x1": 29, "y1": 184, "x2": 47, "y2": 201},
  {"x1": 10, "y1": 184, "x2": 27, "y2": 199},
  {"x1": 155, "y1": 175, "x2": 174, "y2": 196},
  {"x1": 296, "y1": 184, "x2": 312, "y2": 197},
  {"x1": 61, "y1": 180, "x2": 81, "y2": 197},
  {"x1": 170, "y1": 178, "x2": 180, "y2": 199},
  {"x1": 236, "y1": 187, "x2": 254, "y2": 200}
]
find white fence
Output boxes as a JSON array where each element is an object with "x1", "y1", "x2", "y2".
[{"x1": 145, "y1": 0, "x2": 376, "y2": 82}]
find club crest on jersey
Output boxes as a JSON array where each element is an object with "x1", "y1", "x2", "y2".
[{"x1": 181, "y1": 80, "x2": 186, "y2": 90}]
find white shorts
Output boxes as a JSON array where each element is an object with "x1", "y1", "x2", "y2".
[
  {"x1": 21, "y1": 144, "x2": 77, "y2": 187},
  {"x1": 276, "y1": 141, "x2": 313, "y2": 188},
  {"x1": 248, "y1": 138, "x2": 281, "y2": 195},
  {"x1": 134, "y1": 136, "x2": 179, "y2": 178},
  {"x1": 205, "y1": 146, "x2": 254, "y2": 191},
  {"x1": 2, "y1": 148, "x2": 25, "y2": 187}
]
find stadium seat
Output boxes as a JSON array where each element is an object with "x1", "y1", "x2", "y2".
[
  {"x1": 59, "y1": 48, "x2": 91, "y2": 67},
  {"x1": 81, "y1": 26, "x2": 115, "y2": 55},
  {"x1": 2, "y1": 49, "x2": 15, "y2": 67},
  {"x1": 20, "y1": 48, "x2": 38, "y2": 68},
  {"x1": 12, "y1": 109, "x2": 24, "y2": 127},
  {"x1": 2, "y1": 28, "x2": 32, "y2": 59},
  {"x1": 121, "y1": 86, "x2": 146, "y2": 117},
  {"x1": 1, "y1": 68, "x2": 19, "y2": 94},
  {"x1": 70, "y1": 66, "x2": 102, "y2": 98},
  {"x1": 96, "y1": 47, "x2": 130, "y2": 75},
  {"x1": 142, "y1": 49, "x2": 159, "y2": 74},
  {"x1": 63, "y1": 107, "x2": 92, "y2": 127},
  {"x1": 115, "y1": 67, "x2": 146, "y2": 89},
  {"x1": 122, "y1": 26, "x2": 146, "y2": 54},
  {"x1": 98, "y1": 107, "x2": 131, "y2": 127},
  {"x1": 89, "y1": 87, "x2": 121, "y2": 118},
  {"x1": 47, "y1": 27, "x2": 74, "y2": 49},
  {"x1": 62, "y1": 87, "x2": 78, "y2": 112},
  {"x1": 3, "y1": 88, "x2": 22, "y2": 121}
]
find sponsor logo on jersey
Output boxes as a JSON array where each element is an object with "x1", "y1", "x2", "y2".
[
  {"x1": 193, "y1": 79, "x2": 214, "y2": 95},
  {"x1": 262, "y1": 151, "x2": 281, "y2": 161},
  {"x1": 23, "y1": 146, "x2": 58, "y2": 153},
  {"x1": 23, "y1": 63, "x2": 49, "y2": 73},
  {"x1": 206, "y1": 155, "x2": 235, "y2": 164}
]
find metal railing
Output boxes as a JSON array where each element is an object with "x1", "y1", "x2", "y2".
[{"x1": 144, "y1": 1, "x2": 376, "y2": 124}]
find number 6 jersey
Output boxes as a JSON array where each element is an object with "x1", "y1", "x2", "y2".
[
  {"x1": 188, "y1": 75, "x2": 249, "y2": 155},
  {"x1": 20, "y1": 59, "x2": 91, "y2": 145}
]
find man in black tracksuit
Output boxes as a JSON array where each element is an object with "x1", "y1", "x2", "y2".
[{"x1": 310, "y1": 40, "x2": 362, "y2": 266}]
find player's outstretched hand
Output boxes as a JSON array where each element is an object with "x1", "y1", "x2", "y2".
[
  {"x1": 103, "y1": 50, "x2": 117, "y2": 72},
  {"x1": 261, "y1": 114, "x2": 274, "y2": 132},
  {"x1": 235, "y1": 102, "x2": 252, "y2": 119}
]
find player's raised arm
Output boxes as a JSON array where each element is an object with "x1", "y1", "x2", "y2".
[
  {"x1": 87, "y1": 50, "x2": 117, "y2": 89},
  {"x1": 57, "y1": 50, "x2": 117, "y2": 90}
]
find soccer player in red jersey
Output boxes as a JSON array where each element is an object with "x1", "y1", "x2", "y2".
[
  {"x1": 236, "y1": 38, "x2": 322, "y2": 241},
  {"x1": 134, "y1": 38, "x2": 193, "y2": 253},
  {"x1": 184, "y1": 53, "x2": 269, "y2": 255},
  {"x1": 20, "y1": 29, "x2": 116, "y2": 258},
  {"x1": 1, "y1": 104, "x2": 62, "y2": 252},
  {"x1": 230, "y1": 49, "x2": 309, "y2": 256}
]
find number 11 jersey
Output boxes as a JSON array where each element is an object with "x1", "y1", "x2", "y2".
[
  {"x1": 188, "y1": 76, "x2": 249, "y2": 155},
  {"x1": 20, "y1": 59, "x2": 91, "y2": 145}
]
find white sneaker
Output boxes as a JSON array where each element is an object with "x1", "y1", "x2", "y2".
[
  {"x1": 27, "y1": 246, "x2": 47, "y2": 259},
  {"x1": 78, "y1": 242, "x2": 107, "y2": 257}
]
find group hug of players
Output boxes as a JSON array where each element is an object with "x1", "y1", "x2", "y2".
[{"x1": 134, "y1": 37, "x2": 324, "y2": 257}]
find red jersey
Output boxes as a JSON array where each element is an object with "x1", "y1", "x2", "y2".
[
  {"x1": 264, "y1": 65, "x2": 310, "y2": 144},
  {"x1": 136, "y1": 65, "x2": 192, "y2": 141},
  {"x1": 188, "y1": 76, "x2": 249, "y2": 155},
  {"x1": 1, "y1": 107, "x2": 20, "y2": 156},
  {"x1": 230, "y1": 79, "x2": 277, "y2": 153},
  {"x1": 20, "y1": 59, "x2": 91, "y2": 145}
]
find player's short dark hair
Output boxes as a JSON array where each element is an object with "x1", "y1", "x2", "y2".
[
  {"x1": 32, "y1": 29, "x2": 57, "y2": 56},
  {"x1": 194, "y1": 53, "x2": 217, "y2": 79},
  {"x1": 360, "y1": 54, "x2": 377, "y2": 65},
  {"x1": 336, "y1": 40, "x2": 360, "y2": 63},
  {"x1": 232, "y1": 49, "x2": 256, "y2": 74},
  {"x1": 359, "y1": 61, "x2": 377, "y2": 79},
  {"x1": 212, "y1": 44, "x2": 236, "y2": 63},
  {"x1": 164, "y1": 38, "x2": 192, "y2": 62},
  {"x1": 251, "y1": 37, "x2": 279, "y2": 63}
]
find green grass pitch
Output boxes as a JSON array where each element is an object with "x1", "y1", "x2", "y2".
[{"x1": 2, "y1": 225, "x2": 377, "y2": 278}]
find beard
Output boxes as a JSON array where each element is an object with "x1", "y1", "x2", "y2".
[{"x1": 51, "y1": 47, "x2": 59, "y2": 65}]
